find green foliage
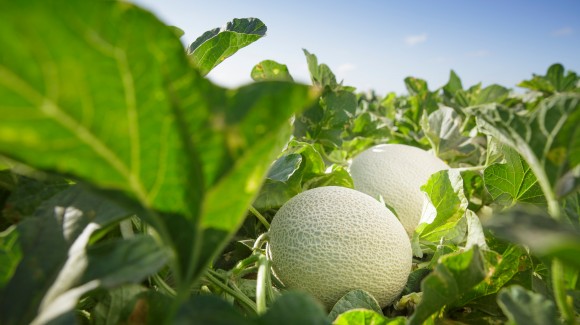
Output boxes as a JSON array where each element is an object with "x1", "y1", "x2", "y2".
[
  {"x1": 188, "y1": 18, "x2": 267, "y2": 76},
  {"x1": 328, "y1": 290, "x2": 383, "y2": 321},
  {"x1": 251, "y1": 60, "x2": 294, "y2": 82},
  {"x1": 0, "y1": 0, "x2": 578, "y2": 323},
  {"x1": 409, "y1": 247, "x2": 486, "y2": 325},
  {"x1": 498, "y1": 285, "x2": 558, "y2": 325}
]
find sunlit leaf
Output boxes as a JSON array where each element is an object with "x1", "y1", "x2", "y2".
[
  {"x1": 252, "y1": 60, "x2": 293, "y2": 82},
  {"x1": 188, "y1": 18, "x2": 267, "y2": 76}
]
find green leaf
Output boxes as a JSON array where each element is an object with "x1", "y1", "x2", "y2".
[
  {"x1": 414, "y1": 169, "x2": 468, "y2": 252},
  {"x1": 1, "y1": 173, "x2": 69, "y2": 224},
  {"x1": 197, "y1": 84, "x2": 316, "y2": 273},
  {"x1": 473, "y1": 84, "x2": 509, "y2": 105},
  {"x1": 518, "y1": 63, "x2": 579, "y2": 94},
  {"x1": 0, "y1": 186, "x2": 134, "y2": 325},
  {"x1": 188, "y1": 18, "x2": 267, "y2": 76},
  {"x1": 473, "y1": 94, "x2": 580, "y2": 205},
  {"x1": 251, "y1": 60, "x2": 293, "y2": 82},
  {"x1": 333, "y1": 309, "x2": 406, "y2": 325},
  {"x1": 259, "y1": 291, "x2": 330, "y2": 325},
  {"x1": 0, "y1": 226, "x2": 21, "y2": 288},
  {"x1": 483, "y1": 146, "x2": 546, "y2": 206},
  {"x1": 485, "y1": 206, "x2": 580, "y2": 269},
  {"x1": 267, "y1": 153, "x2": 303, "y2": 183},
  {"x1": 421, "y1": 106, "x2": 476, "y2": 161},
  {"x1": 303, "y1": 49, "x2": 338, "y2": 89},
  {"x1": 465, "y1": 210, "x2": 489, "y2": 250},
  {"x1": 442, "y1": 70, "x2": 463, "y2": 98},
  {"x1": 409, "y1": 247, "x2": 486, "y2": 325},
  {"x1": 497, "y1": 285, "x2": 558, "y2": 325},
  {"x1": 176, "y1": 294, "x2": 256, "y2": 325},
  {"x1": 457, "y1": 245, "x2": 525, "y2": 305},
  {"x1": 328, "y1": 289, "x2": 383, "y2": 321},
  {"x1": 90, "y1": 284, "x2": 148, "y2": 325},
  {"x1": 0, "y1": 0, "x2": 209, "y2": 287},
  {"x1": 0, "y1": 0, "x2": 315, "y2": 290},
  {"x1": 320, "y1": 90, "x2": 358, "y2": 128}
]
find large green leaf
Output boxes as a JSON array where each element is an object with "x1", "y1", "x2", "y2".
[
  {"x1": 473, "y1": 94, "x2": 580, "y2": 206},
  {"x1": 196, "y1": 83, "x2": 315, "y2": 275},
  {"x1": 483, "y1": 146, "x2": 546, "y2": 206},
  {"x1": 408, "y1": 247, "x2": 486, "y2": 325},
  {"x1": 0, "y1": 0, "x2": 208, "y2": 286},
  {"x1": 0, "y1": 0, "x2": 314, "y2": 290},
  {"x1": 187, "y1": 18, "x2": 267, "y2": 76}
]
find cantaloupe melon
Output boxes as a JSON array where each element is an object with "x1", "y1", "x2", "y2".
[
  {"x1": 349, "y1": 144, "x2": 448, "y2": 237},
  {"x1": 267, "y1": 186, "x2": 412, "y2": 309}
]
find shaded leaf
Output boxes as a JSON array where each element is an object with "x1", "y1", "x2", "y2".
[
  {"x1": 0, "y1": 186, "x2": 133, "y2": 325},
  {"x1": 457, "y1": 245, "x2": 525, "y2": 306},
  {"x1": 89, "y1": 284, "x2": 148, "y2": 325},
  {"x1": 188, "y1": 18, "x2": 267, "y2": 76},
  {"x1": 176, "y1": 294, "x2": 255, "y2": 325},
  {"x1": 485, "y1": 206, "x2": 580, "y2": 269},
  {"x1": 0, "y1": 226, "x2": 21, "y2": 288},
  {"x1": 2, "y1": 173, "x2": 69, "y2": 224},
  {"x1": 497, "y1": 285, "x2": 558, "y2": 325},
  {"x1": 409, "y1": 247, "x2": 486, "y2": 325},
  {"x1": 259, "y1": 291, "x2": 330, "y2": 325},
  {"x1": 328, "y1": 289, "x2": 382, "y2": 321}
]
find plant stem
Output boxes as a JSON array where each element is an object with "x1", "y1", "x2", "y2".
[
  {"x1": 256, "y1": 255, "x2": 269, "y2": 314},
  {"x1": 552, "y1": 259, "x2": 577, "y2": 325},
  {"x1": 231, "y1": 254, "x2": 260, "y2": 276},
  {"x1": 151, "y1": 273, "x2": 177, "y2": 296},
  {"x1": 249, "y1": 205, "x2": 270, "y2": 229},
  {"x1": 253, "y1": 233, "x2": 270, "y2": 251},
  {"x1": 119, "y1": 219, "x2": 135, "y2": 239},
  {"x1": 205, "y1": 270, "x2": 258, "y2": 315}
]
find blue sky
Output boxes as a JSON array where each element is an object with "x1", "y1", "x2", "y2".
[{"x1": 131, "y1": 0, "x2": 580, "y2": 95}]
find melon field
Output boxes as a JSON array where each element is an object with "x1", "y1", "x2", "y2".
[{"x1": 1, "y1": 1, "x2": 580, "y2": 324}]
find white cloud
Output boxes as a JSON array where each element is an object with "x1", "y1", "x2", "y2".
[
  {"x1": 467, "y1": 50, "x2": 491, "y2": 57},
  {"x1": 337, "y1": 63, "x2": 356, "y2": 74},
  {"x1": 404, "y1": 33, "x2": 428, "y2": 46},
  {"x1": 552, "y1": 27, "x2": 573, "y2": 37}
]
